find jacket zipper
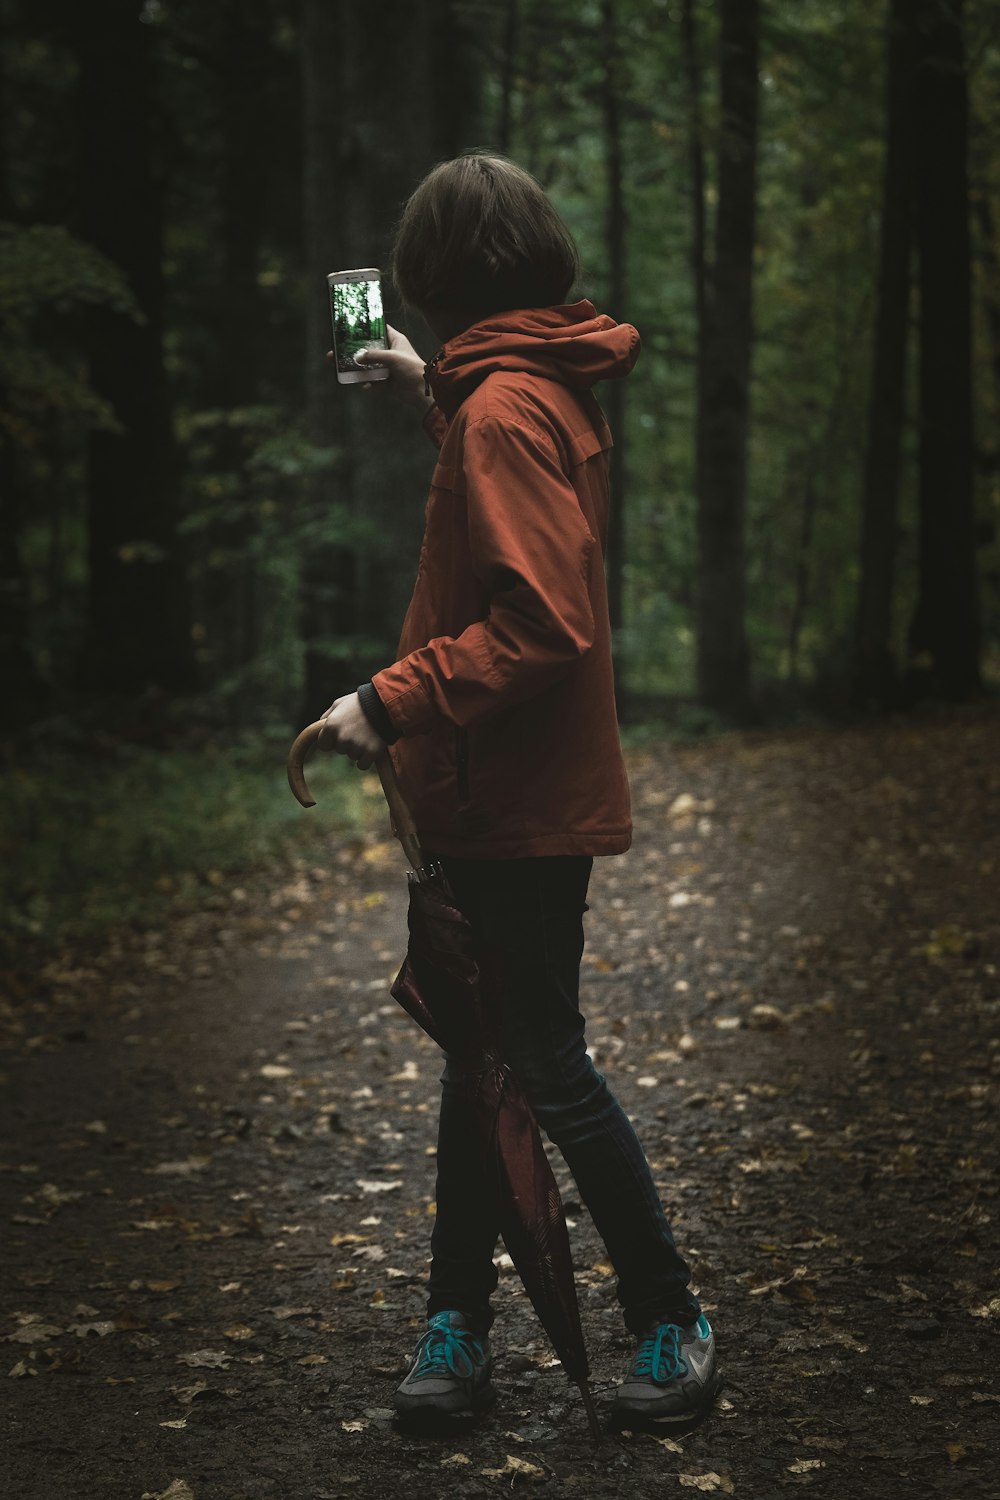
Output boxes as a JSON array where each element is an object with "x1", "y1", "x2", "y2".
[
  {"x1": 423, "y1": 347, "x2": 445, "y2": 399},
  {"x1": 455, "y1": 726, "x2": 470, "y2": 801}
]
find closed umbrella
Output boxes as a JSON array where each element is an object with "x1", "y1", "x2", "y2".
[{"x1": 287, "y1": 723, "x2": 601, "y2": 1440}]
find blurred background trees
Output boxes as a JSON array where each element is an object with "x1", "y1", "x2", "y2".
[
  {"x1": 1, "y1": 0, "x2": 998, "y2": 956},
  {"x1": 3, "y1": 0, "x2": 998, "y2": 730}
]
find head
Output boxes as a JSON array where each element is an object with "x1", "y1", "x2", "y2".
[{"x1": 391, "y1": 152, "x2": 581, "y2": 343}]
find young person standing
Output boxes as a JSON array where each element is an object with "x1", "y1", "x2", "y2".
[{"x1": 317, "y1": 153, "x2": 720, "y2": 1432}]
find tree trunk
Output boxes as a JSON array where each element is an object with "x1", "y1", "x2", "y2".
[
  {"x1": 695, "y1": 0, "x2": 758, "y2": 721},
  {"x1": 905, "y1": 0, "x2": 981, "y2": 698},
  {"x1": 972, "y1": 192, "x2": 1000, "y2": 459},
  {"x1": 299, "y1": 0, "x2": 486, "y2": 726},
  {"x1": 204, "y1": 5, "x2": 271, "y2": 713},
  {"x1": 75, "y1": 0, "x2": 196, "y2": 698},
  {"x1": 428, "y1": 0, "x2": 485, "y2": 158},
  {"x1": 0, "y1": 29, "x2": 45, "y2": 718},
  {"x1": 682, "y1": 0, "x2": 707, "y2": 699},
  {"x1": 299, "y1": 0, "x2": 356, "y2": 721},
  {"x1": 853, "y1": 0, "x2": 917, "y2": 714},
  {"x1": 600, "y1": 0, "x2": 627, "y2": 712},
  {"x1": 497, "y1": 0, "x2": 520, "y2": 154}
]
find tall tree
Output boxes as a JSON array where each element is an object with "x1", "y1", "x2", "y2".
[
  {"x1": 299, "y1": 0, "x2": 484, "y2": 723},
  {"x1": 74, "y1": 0, "x2": 196, "y2": 696},
  {"x1": 695, "y1": 0, "x2": 759, "y2": 721},
  {"x1": 0, "y1": 10, "x2": 45, "y2": 717},
  {"x1": 299, "y1": 0, "x2": 356, "y2": 718},
  {"x1": 905, "y1": 0, "x2": 981, "y2": 697},
  {"x1": 600, "y1": 0, "x2": 627, "y2": 704},
  {"x1": 853, "y1": 0, "x2": 917, "y2": 713}
]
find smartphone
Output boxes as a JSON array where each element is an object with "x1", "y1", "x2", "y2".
[{"x1": 327, "y1": 267, "x2": 390, "y2": 384}]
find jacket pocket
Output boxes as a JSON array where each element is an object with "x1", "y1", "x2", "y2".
[{"x1": 455, "y1": 725, "x2": 470, "y2": 802}]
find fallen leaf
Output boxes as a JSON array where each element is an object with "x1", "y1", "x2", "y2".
[
  {"x1": 678, "y1": 1475, "x2": 733, "y2": 1493},
  {"x1": 356, "y1": 1179, "x2": 402, "y2": 1194},
  {"x1": 480, "y1": 1454, "x2": 546, "y2": 1480},
  {"x1": 747, "y1": 1004, "x2": 787, "y2": 1029},
  {"x1": 388, "y1": 1061, "x2": 420, "y2": 1081},
  {"x1": 140, "y1": 1483, "x2": 195, "y2": 1500},
  {"x1": 159, "y1": 1418, "x2": 188, "y2": 1430},
  {"x1": 259, "y1": 1064, "x2": 293, "y2": 1079},
  {"x1": 342, "y1": 1419, "x2": 367, "y2": 1432},
  {"x1": 440, "y1": 1453, "x2": 471, "y2": 1467},
  {"x1": 222, "y1": 1324, "x2": 254, "y2": 1340},
  {"x1": 297, "y1": 1354, "x2": 328, "y2": 1366},
  {"x1": 175, "y1": 1350, "x2": 232, "y2": 1369},
  {"x1": 946, "y1": 1444, "x2": 967, "y2": 1464},
  {"x1": 168, "y1": 1383, "x2": 209, "y2": 1405},
  {"x1": 788, "y1": 1459, "x2": 825, "y2": 1474},
  {"x1": 6, "y1": 1322, "x2": 63, "y2": 1344}
]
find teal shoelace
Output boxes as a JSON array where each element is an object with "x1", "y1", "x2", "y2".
[
  {"x1": 631, "y1": 1322, "x2": 689, "y2": 1385},
  {"x1": 412, "y1": 1318, "x2": 484, "y2": 1381}
]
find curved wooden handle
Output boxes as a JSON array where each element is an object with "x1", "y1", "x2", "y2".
[
  {"x1": 286, "y1": 720, "x2": 426, "y2": 871},
  {"x1": 286, "y1": 719, "x2": 325, "y2": 808}
]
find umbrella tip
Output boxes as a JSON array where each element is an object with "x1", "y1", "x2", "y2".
[{"x1": 577, "y1": 1380, "x2": 603, "y2": 1443}]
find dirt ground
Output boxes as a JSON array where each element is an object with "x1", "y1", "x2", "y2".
[{"x1": 2, "y1": 705, "x2": 999, "y2": 1500}]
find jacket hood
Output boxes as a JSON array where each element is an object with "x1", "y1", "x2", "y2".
[{"x1": 426, "y1": 299, "x2": 640, "y2": 416}]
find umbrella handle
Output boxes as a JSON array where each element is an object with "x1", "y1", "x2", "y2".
[
  {"x1": 374, "y1": 749, "x2": 426, "y2": 872},
  {"x1": 286, "y1": 719, "x2": 426, "y2": 872}
]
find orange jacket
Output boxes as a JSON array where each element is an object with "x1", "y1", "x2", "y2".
[{"x1": 369, "y1": 300, "x2": 638, "y2": 859}]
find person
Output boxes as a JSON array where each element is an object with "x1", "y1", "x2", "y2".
[{"x1": 316, "y1": 152, "x2": 720, "y2": 1433}]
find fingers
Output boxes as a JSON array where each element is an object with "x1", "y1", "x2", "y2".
[
  {"x1": 386, "y1": 324, "x2": 414, "y2": 354},
  {"x1": 357, "y1": 347, "x2": 404, "y2": 370}
]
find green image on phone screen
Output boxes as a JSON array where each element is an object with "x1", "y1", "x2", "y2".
[{"x1": 332, "y1": 280, "x2": 386, "y2": 372}]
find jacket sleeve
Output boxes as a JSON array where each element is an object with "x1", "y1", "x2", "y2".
[
  {"x1": 371, "y1": 415, "x2": 597, "y2": 736},
  {"x1": 422, "y1": 403, "x2": 449, "y2": 449}
]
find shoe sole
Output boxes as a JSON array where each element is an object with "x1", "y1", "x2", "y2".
[
  {"x1": 609, "y1": 1372, "x2": 725, "y2": 1435},
  {"x1": 393, "y1": 1382, "x2": 497, "y2": 1431}
]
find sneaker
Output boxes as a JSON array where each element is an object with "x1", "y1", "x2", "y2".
[
  {"x1": 610, "y1": 1314, "x2": 722, "y2": 1430},
  {"x1": 393, "y1": 1310, "x2": 495, "y2": 1424}
]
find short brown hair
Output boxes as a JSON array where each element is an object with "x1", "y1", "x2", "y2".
[{"x1": 391, "y1": 152, "x2": 580, "y2": 321}]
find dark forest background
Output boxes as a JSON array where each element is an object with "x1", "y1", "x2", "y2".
[{"x1": 2, "y1": 0, "x2": 998, "y2": 962}]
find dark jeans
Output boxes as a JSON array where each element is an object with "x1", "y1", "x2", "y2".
[{"x1": 423, "y1": 850, "x2": 701, "y2": 1339}]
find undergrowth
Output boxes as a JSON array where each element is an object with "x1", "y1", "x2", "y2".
[{"x1": 0, "y1": 730, "x2": 371, "y2": 968}]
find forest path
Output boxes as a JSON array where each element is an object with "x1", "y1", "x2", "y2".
[{"x1": 2, "y1": 706, "x2": 999, "y2": 1500}]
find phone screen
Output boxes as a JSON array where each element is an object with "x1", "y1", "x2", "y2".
[{"x1": 330, "y1": 277, "x2": 386, "y2": 372}]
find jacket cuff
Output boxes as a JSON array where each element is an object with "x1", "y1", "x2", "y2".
[{"x1": 356, "y1": 680, "x2": 400, "y2": 744}]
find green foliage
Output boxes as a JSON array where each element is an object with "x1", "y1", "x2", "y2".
[
  {"x1": 0, "y1": 221, "x2": 141, "y2": 446},
  {"x1": 0, "y1": 734, "x2": 373, "y2": 965}
]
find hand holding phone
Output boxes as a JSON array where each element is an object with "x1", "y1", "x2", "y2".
[
  {"x1": 327, "y1": 268, "x2": 390, "y2": 384},
  {"x1": 359, "y1": 327, "x2": 434, "y2": 410}
]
